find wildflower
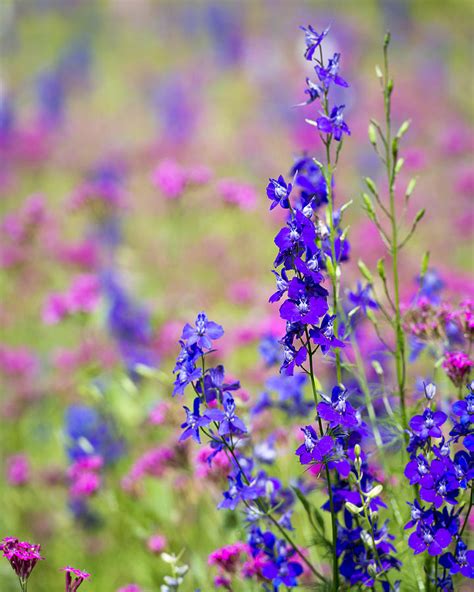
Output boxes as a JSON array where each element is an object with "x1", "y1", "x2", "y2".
[
  {"x1": 266, "y1": 175, "x2": 292, "y2": 210},
  {"x1": 208, "y1": 392, "x2": 247, "y2": 436},
  {"x1": 443, "y1": 351, "x2": 473, "y2": 387},
  {"x1": 61, "y1": 566, "x2": 90, "y2": 592},
  {"x1": 408, "y1": 523, "x2": 452, "y2": 556},
  {"x1": 440, "y1": 540, "x2": 474, "y2": 579},
  {"x1": 315, "y1": 53, "x2": 349, "y2": 89},
  {"x1": 300, "y1": 25, "x2": 330, "y2": 61},
  {"x1": 0, "y1": 537, "x2": 43, "y2": 584},
  {"x1": 317, "y1": 385, "x2": 359, "y2": 428},
  {"x1": 310, "y1": 314, "x2": 345, "y2": 353},
  {"x1": 348, "y1": 282, "x2": 377, "y2": 315},
  {"x1": 313, "y1": 104, "x2": 351, "y2": 141},
  {"x1": 6, "y1": 454, "x2": 30, "y2": 486},
  {"x1": 179, "y1": 397, "x2": 213, "y2": 443},
  {"x1": 409, "y1": 407, "x2": 447, "y2": 439},
  {"x1": 181, "y1": 312, "x2": 224, "y2": 350}
]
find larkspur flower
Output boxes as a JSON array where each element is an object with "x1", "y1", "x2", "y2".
[
  {"x1": 208, "y1": 392, "x2": 247, "y2": 437},
  {"x1": 181, "y1": 312, "x2": 224, "y2": 349},
  {"x1": 348, "y1": 282, "x2": 377, "y2": 315},
  {"x1": 418, "y1": 459, "x2": 460, "y2": 508},
  {"x1": 440, "y1": 540, "x2": 474, "y2": 579},
  {"x1": 315, "y1": 52, "x2": 349, "y2": 88},
  {"x1": 408, "y1": 523, "x2": 452, "y2": 556},
  {"x1": 409, "y1": 407, "x2": 447, "y2": 439},
  {"x1": 313, "y1": 104, "x2": 351, "y2": 141},
  {"x1": 310, "y1": 313, "x2": 345, "y2": 353},
  {"x1": 317, "y1": 385, "x2": 359, "y2": 428},
  {"x1": 300, "y1": 25, "x2": 330, "y2": 61},
  {"x1": 266, "y1": 175, "x2": 292, "y2": 210},
  {"x1": 179, "y1": 397, "x2": 213, "y2": 443}
]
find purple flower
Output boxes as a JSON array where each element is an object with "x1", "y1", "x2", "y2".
[
  {"x1": 408, "y1": 523, "x2": 452, "y2": 556},
  {"x1": 280, "y1": 294, "x2": 328, "y2": 325},
  {"x1": 208, "y1": 392, "x2": 247, "y2": 436},
  {"x1": 317, "y1": 385, "x2": 358, "y2": 428},
  {"x1": 280, "y1": 343, "x2": 307, "y2": 376},
  {"x1": 440, "y1": 540, "x2": 474, "y2": 578},
  {"x1": 267, "y1": 175, "x2": 292, "y2": 210},
  {"x1": 315, "y1": 52, "x2": 349, "y2": 89},
  {"x1": 314, "y1": 104, "x2": 351, "y2": 141},
  {"x1": 269, "y1": 269, "x2": 290, "y2": 303},
  {"x1": 310, "y1": 314, "x2": 345, "y2": 353},
  {"x1": 274, "y1": 210, "x2": 316, "y2": 268},
  {"x1": 348, "y1": 282, "x2": 377, "y2": 315},
  {"x1": 295, "y1": 427, "x2": 333, "y2": 465},
  {"x1": 181, "y1": 312, "x2": 224, "y2": 349},
  {"x1": 173, "y1": 358, "x2": 202, "y2": 396},
  {"x1": 295, "y1": 77, "x2": 323, "y2": 106},
  {"x1": 179, "y1": 398, "x2": 213, "y2": 443},
  {"x1": 61, "y1": 566, "x2": 91, "y2": 592},
  {"x1": 418, "y1": 459, "x2": 459, "y2": 509},
  {"x1": 404, "y1": 454, "x2": 431, "y2": 486},
  {"x1": 404, "y1": 500, "x2": 433, "y2": 530},
  {"x1": 300, "y1": 25, "x2": 330, "y2": 61},
  {"x1": 0, "y1": 537, "x2": 43, "y2": 583},
  {"x1": 409, "y1": 407, "x2": 447, "y2": 439}
]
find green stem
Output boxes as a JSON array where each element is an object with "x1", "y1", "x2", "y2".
[
  {"x1": 304, "y1": 330, "x2": 339, "y2": 591},
  {"x1": 383, "y1": 36, "x2": 408, "y2": 434},
  {"x1": 459, "y1": 485, "x2": 473, "y2": 537}
]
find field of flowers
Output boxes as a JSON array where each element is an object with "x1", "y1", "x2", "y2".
[{"x1": 1, "y1": 1, "x2": 473, "y2": 591}]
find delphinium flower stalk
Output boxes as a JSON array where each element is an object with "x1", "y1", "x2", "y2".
[
  {"x1": 172, "y1": 311, "x2": 326, "y2": 588},
  {"x1": 404, "y1": 382, "x2": 473, "y2": 590},
  {"x1": 266, "y1": 24, "x2": 355, "y2": 589}
]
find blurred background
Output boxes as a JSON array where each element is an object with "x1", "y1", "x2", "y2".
[{"x1": 0, "y1": 1, "x2": 473, "y2": 590}]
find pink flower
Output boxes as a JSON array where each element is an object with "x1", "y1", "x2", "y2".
[
  {"x1": 43, "y1": 274, "x2": 100, "y2": 324},
  {"x1": 70, "y1": 471, "x2": 101, "y2": 498},
  {"x1": 186, "y1": 165, "x2": 212, "y2": 184},
  {"x1": 0, "y1": 537, "x2": 43, "y2": 581},
  {"x1": 43, "y1": 293, "x2": 71, "y2": 324},
  {"x1": 61, "y1": 566, "x2": 90, "y2": 591},
  {"x1": 147, "y1": 534, "x2": 167, "y2": 554},
  {"x1": 6, "y1": 454, "x2": 30, "y2": 486},
  {"x1": 148, "y1": 401, "x2": 170, "y2": 425},
  {"x1": 117, "y1": 585, "x2": 143, "y2": 592},
  {"x1": 152, "y1": 159, "x2": 186, "y2": 199},
  {"x1": 442, "y1": 351, "x2": 473, "y2": 387},
  {"x1": 217, "y1": 179, "x2": 257, "y2": 210}
]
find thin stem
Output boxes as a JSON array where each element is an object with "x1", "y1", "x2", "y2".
[
  {"x1": 382, "y1": 36, "x2": 408, "y2": 433},
  {"x1": 459, "y1": 485, "x2": 473, "y2": 537},
  {"x1": 304, "y1": 329, "x2": 339, "y2": 591}
]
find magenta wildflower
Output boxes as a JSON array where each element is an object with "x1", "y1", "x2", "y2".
[
  {"x1": 0, "y1": 537, "x2": 43, "y2": 586},
  {"x1": 442, "y1": 351, "x2": 473, "y2": 387},
  {"x1": 61, "y1": 566, "x2": 90, "y2": 591}
]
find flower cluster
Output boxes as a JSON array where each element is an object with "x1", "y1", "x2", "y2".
[{"x1": 404, "y1": 383, "x2": 474, "y2": 588}]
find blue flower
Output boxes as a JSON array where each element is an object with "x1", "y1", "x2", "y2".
[
  {"x1": 300, "y1": 25, "x2": 330, "y2": 61},
  {"x1": 348, "y1": 282, "x2": 378, "y2": 315},
  {"x1": 266, "y1": 175, "x2": 292, "y2": 210},
  {"x1": 315, "y1": 52, "x2": 349, "y2": 89},
  {"x1": 65, "y1": 405, "x2": 124, "y2": 465},
  {"x1": 440, "y1": 540, "x2": 474, "y2": 578},
  {"x1": 315, "y1": 104, "x2": 351, "y2": 141},
  {"x1": 310, "y1": 314, "x2": 345, "y2": 353},
  {"x1": 181, "y1": 312, "x2": 224, "y2": 350},
  {"x1": 208, "y1": 392, "x2": 247, "y2": 436},
  {"x1": 317, "y1": 385, "x2": 359, "y2": 429},
  {"x1": 259, "y1": 335, "x2": 284, "y2": 367},
  {"x1": 179, "y1": 397, "x2": 213, "y2": 443}
]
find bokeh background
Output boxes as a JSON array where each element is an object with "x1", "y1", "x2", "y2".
[{"x1": 0, "y1": 1, "x2": 473, "y2": 590}]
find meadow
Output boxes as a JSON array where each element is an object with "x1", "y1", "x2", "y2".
[{"x1": 0, "y1": 2, "x2": 473, "y2": 591}]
